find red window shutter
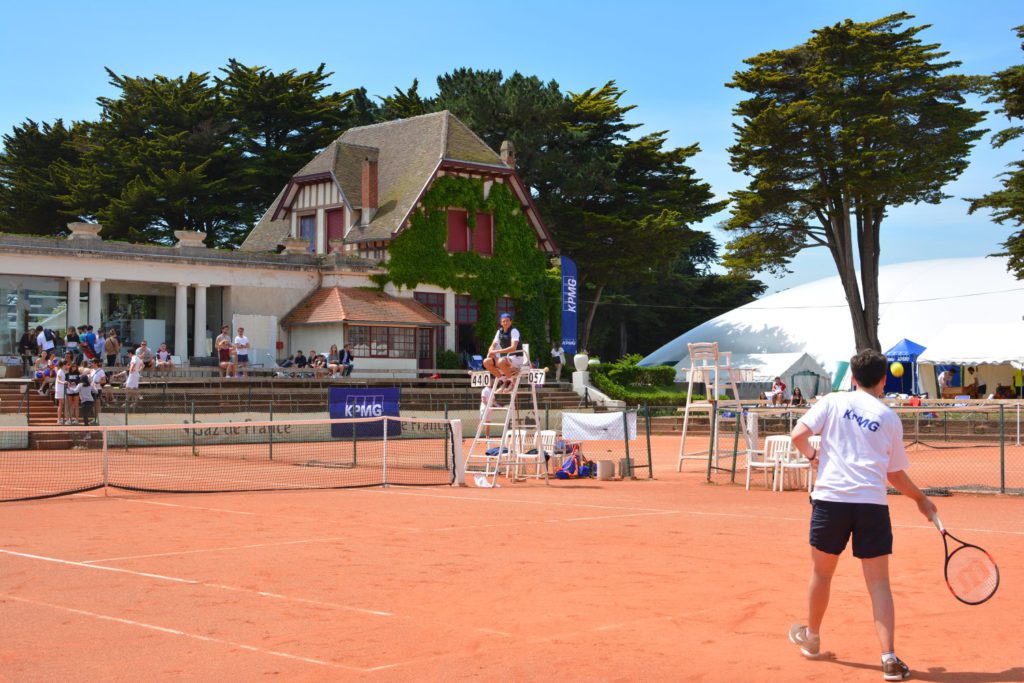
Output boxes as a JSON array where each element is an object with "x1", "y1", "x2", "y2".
[
  {"x1": 447, "y1": 209, "x2": 468, "y2": 252},
  {"x1": 473, "y1": 213, "x2": 493, "y2": 255},
  {"x1": 326, "y1": 209, "x2": 344, "y2": 252}
]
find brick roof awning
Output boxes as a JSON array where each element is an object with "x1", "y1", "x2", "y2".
[{"x1": 282, "y1": 287, "x2": 448, "y2": 327}]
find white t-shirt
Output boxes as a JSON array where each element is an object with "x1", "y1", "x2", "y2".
[
  {"x1": 551, "y1": 347, "x2": 565, "y2": 364},
  {"x1": 798, "y1": 390, "x2": 909, "y2": 506},
  {"x1": 37, "y1": 331, "x2": 54, "y2": 352},
  {"x1": 491, "y1": 328, "x2": 521, "y2": 353},
  {"x1": 234, "y1": 336, "x2": 250, "y2": 355}
]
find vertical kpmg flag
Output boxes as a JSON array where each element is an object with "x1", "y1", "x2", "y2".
[{"x1": 560, "y1": 255, "x2": 578, "y2": 356}]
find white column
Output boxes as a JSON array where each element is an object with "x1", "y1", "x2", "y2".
[
  {"x1": 193, "y1": 284, "x2": 208, "y2": 358},
  {"x1": 444, "y1": 291, "x2": 456, "y2": 351},
  {"x1": 175, "y1": 283, "x2": 188, "y2": 364},
  {"x1": 87, "y1": 278, "x2": 103, "y2": 329},
  {"x1": 67, "y1": 277, "x2": 82, "y2": 329}
]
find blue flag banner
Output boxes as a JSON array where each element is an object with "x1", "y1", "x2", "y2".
[
  {"x1": 561, "y1": 255, "x2": 578, "y2": 357},
  {"x1": 328, "y1": 387, "x2": 401, "y2": 438}
]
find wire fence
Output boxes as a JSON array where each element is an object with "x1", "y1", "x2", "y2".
[{"x1": 668, "y1": 403, "x2": 1024, "y2": 495}]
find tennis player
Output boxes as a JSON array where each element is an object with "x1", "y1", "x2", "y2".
[
  {"x1": 788, "y1": 349, "x2": 937, "y2": 681},
  {"x1": 483, "y1": 313, "x2": 525, "y2": 391}
]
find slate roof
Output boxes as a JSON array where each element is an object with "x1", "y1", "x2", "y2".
[
  {"x1": 241, "y1": 111, "x2": 512, "y2": 251},
  {"x1": 281, "y1": 287, "x2": 449, "y2": 327}
]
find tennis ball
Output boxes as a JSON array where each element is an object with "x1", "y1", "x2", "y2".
[{"x1": 891, "y1": 362, "x2": 904, "y2": 378}]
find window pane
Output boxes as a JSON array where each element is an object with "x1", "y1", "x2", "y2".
[
  {"x1": 348, "y1": 326, "x2": 370, "y2": 357},
  {"x1": 455, "y1": 295, "x2": 478, "y2": 324},
  {"x1": 447, "y1": 210, "x2": 468, "y2": 252},
  {"x1": 389, "y1": 327, "x2": 415, "y2": 358},
  {"x1": 371, "y1": 327, "x2": 388, "y2": 357}
]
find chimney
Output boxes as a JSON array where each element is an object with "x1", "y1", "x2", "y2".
[
  {"x1": 361, "y1": 156, "x2": 378, "y2": 226},
  {"x1": 500, "y1": 140, "x2": 516, "y2": 168}
]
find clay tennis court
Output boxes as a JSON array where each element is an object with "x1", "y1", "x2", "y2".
[{"x1": 1, "y1": 438, "x2": 1021, "y2": 682}]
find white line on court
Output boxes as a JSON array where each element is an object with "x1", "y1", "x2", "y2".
[
  {"x1": 0, "y1": 593, "x2": 369, "y2": 672},
  {"x1": 0, "y1": 548, "x2": 392, "y2": 617},
  {"x1": 81, "y1": 535, "x2": 353, "y2": 564}
]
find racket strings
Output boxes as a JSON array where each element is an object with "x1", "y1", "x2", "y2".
[{"x1": 946, "y1": 546, "x2": 998, "y2": 603}]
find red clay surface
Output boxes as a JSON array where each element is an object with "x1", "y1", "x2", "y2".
[{"x1": 1, "y1": 438, "x2": 1022, "y2": 682}]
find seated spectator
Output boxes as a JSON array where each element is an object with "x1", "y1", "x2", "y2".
[
  {"x1": 294, "y1": 351, "x2": 308, "y2": 368},
  {"x1": 35, "y1": 352, "x2": 54, "y2": 395},
  {"x1": 907, "y1": 394, "x2": 923, "y2": 407},
  {"x1": 340, "y1": 344, "x2": 354, "y2": 377},
  {"x1": 326, "y1": 344, "x2": 341, "y2": 376},
  {"x1": 154, "y1": 343, "x2": 175, "y2": 375},
  {"x1": 769, "y1": 376, "x2": 787, "y2": 406},
  {"x1": 789, "y1": 387, "x2": 806, "y2": 407},
  {"x1": 308, "y1": 350, "x2": 327, "y2": 377},
  {"x1": 994, "y1": 384, "x2": 1014, "y2": 400},
  {"x1": 137, "y1": 341, "x2": 155, "y2": 373},
  {"x1": 757, "y1": 391, "x2": 768, "y2": 406}
]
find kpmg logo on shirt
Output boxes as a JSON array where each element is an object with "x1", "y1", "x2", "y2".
[{"x1": 842, "y1": 409, "x2": 880, "y2": 432}]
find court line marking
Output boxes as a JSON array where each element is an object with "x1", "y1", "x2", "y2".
[
  {"x1": 0, "y1": 548, "x2": 392, "y2": 617},
  {"x1": 81, "y1": 535, "x2": 353, "y2": 564},
  {"x1": 0, "y1": 593, "x2": 368, "y2": 672}
]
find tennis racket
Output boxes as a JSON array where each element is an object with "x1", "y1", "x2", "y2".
[{"x1": 932, "y1": 514, "x2": 999, "y2": 605}]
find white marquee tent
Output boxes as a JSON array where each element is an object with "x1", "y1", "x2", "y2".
[
  {"x1": 916, "y1": 322, "x2": 1024, "y2": 397},
  {"x1": 641, "y1": 256, "x2": 1024, "y2": 395}
]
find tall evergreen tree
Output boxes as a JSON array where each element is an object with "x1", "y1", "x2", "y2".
[
  {"x1": 0, "y1": 119, "x2": 79, "y2": 235},
  {"x1": 968, "y1": 25, "x2": 1024, "y2": 278},
  {"x1": 216, "y1": 60, "x2": 361, "y2": 226},
  {"x1": 58, "y1": 69, "x2": 240, "y2": 245},
  {"x1": 725, "y1": 13, "x2": 985, "y2": 351}
]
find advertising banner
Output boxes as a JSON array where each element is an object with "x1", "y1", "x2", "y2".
[
  {"x1": 560, "y1": 255, "x2": 578, "y2": 356},
  {"x1": 328, "y1": 387, "x2": 401, "y2": 437}
]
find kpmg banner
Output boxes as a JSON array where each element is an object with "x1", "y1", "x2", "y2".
[
  {"x1": 560, "y1": 255, "x2": 578, "y2": 356},
  {"x1": 328, "y1": 387, "x2": 401, "y2": 438}
]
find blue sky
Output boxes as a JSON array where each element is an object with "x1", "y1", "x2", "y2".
[{"x1": 1, "y1": 1, "x2": 1020, "y2": 291}]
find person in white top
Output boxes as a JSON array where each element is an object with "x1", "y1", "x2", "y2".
[
  {"x1": 233, "y1": 328, "x2": 250, "y2": 378},
  {"x1": 36, "y1": 325, "x2": 55, "y2": 354},
  {"x1": 786, "y1": 349, "x2": 936, "y2": 681},
  {"x1": 125, "y1": 348, "x2": 144, "y2": 405},
  {"x1": 154, "y1": 343, "x2": 175, "y2": 375},
  {"x1": 54, "y1": 360, "x2": 67, "y2": 425},
  {"x1": 550, "y1": 344, "x2": 565, "y2": 382},
  {"x1": 483, "y1": 313, "x2": 523, "y2": 391},
  {"x1": 88, "y1": 359, "x2": 107, "y2": 418}
]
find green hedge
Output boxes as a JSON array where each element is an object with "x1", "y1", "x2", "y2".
[{"x1": 589, "y1": 362, "x2": 693, "y2": 406}]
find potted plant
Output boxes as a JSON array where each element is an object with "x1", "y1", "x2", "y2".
[{"x1": 573, "y1": 349, "x2": 590, "y2": 373}]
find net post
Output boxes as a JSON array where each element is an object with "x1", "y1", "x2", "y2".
[
  {"x1": 644, "y1": 404, "x2": 653, "y2": 478},
  {"x1": 268, "y1": 402, "x2": 273, "y2": 461},
  {"x1": 622, "y1": 409, "x2": 633, "y2": 478},
  {"x1": 191, "y1": 400, "x2": 197, "y2": 457},
  {"x1": 999, "y1": 403, "x2": 1005, "y2": 494},
  {"x1": 382, "y1": 416, "x2": 389, "y2": 487},
  {"x1": 451, "y1": 418, "x2": 465, "y2": 485},
  {"x1": 102, "y1": 427, "x2": 109, "y2": 496}
]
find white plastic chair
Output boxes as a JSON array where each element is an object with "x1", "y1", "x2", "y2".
[
  {"x1": 777, "y1": 436, "x2": 812, "y2": 492},
  {"x1": 538, "y1": 430, "x2": 558, "y2": 467},
  {"x1": 512, "y1": 429, "x2": 545, "y2": 481},
  {"x1": 746, "y1": 434, "x2": 785, "y2": 490}
]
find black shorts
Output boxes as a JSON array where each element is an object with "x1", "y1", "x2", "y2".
[{"x1": 809, "y1": 499, "x2": 893, "y2": 559}]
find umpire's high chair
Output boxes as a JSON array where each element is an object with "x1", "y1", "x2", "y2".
[
  {"x1": 677, "y1": 342, "x2": 748, "y2": 474},
  {"x1": 463, "y1": 344, "x2": 548, "y2": 487}
]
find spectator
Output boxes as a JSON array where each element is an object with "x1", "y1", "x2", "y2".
[
  {"x1": 967, "y1": 366, "x2": 987, "y2": 397},
  {"x1": 550, "y1": 344, "x2": 565, "y2": 382},
  {"x1": 65, "y1": 360, "x2": 82, "y2": 425},
  {"x1": 294, "y1": 351, "x2": 308, "y2": 368},
  {"x1": 78, "y1": 375, "x2": 95, "y2": 426},
  {"x1": 36, "y1": 325, "x2": 55, "y2": 356},
  {"x1": 88, "y1": 358, "x2": 107, "y2": 418},
  {"x1": 215, "y1": 325, "x2": 234, "y2": 378},
  {"x1": 125, "y1": 348, "x2": 144, "y2": 405},
  {"x1": 35, "y1": 352, "x2": 55, "y2": 395},
  {"x1": 18, "y1": 327, "x2": 38, "y2": 371},
  {"x1": 937, "y1": 367, "x2": 955, "y2": 390},
  {"x1": 758, "y1": 391, "x2": 768, "y2": 406},
  {"x1": 82, "y1": 326, "x2": 97, "y2": 357},
  {"x1": 93, "y1": 327, "x2": 106, "y2": 361},
  {"x1": 155, "y1": 343, "x2": 175, "y2": 375},
  {"x1": 65, "y1": 326, "x2": 81, "y2": 360},
  {"x1": 309, "y1": 349, "x2": 327, "y2": 377},
  {"x1": 770, "y1": 376, "x2": 788, "y2": 406},
  {"x1": 907, "y1": 394, "x2": 922, "y2": 407},
  {"x1": 136, "y1": 341, "x2": 154, "y2": 374},
  {"x1": 234, "y1": 327, "x2": 250, "y2": 379},
  {"x1": 104, "y1": 329, "x2": 121, "y2": 367},
  {"x1": 340, "y1": 343, "x2": 354, "y2": 377},
  {"x1": 790, "y1": 387, "x2": 806, "y2": 407},
  {"x1": 326, "y1": 344, "x2": 341, "y2": 376},
  {"x1": 54, "y1": 360, "x2": 68, "y2": 424}
]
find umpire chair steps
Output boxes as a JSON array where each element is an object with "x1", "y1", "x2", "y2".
[
  {"x1": 464, "y1": 345, "x2": 548, "y2": 487},
  {"x1": 677, "y1": 342, "x2": 748, "y2": 473}
]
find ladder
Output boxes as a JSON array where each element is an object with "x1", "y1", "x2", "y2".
[
  {"x1": 677, "y1": 342, "x2": 748, "y2": 473},
  {"x1": 464, "y1": 346, "x2": 548, "y2": 487}
]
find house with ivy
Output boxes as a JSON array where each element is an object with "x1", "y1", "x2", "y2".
[
  {"x1": 241, "y1": 110, "x2": 558, "y2": 372},
  {"x1": 0, "y1": 111, "x2": 556, "y2": 374}
]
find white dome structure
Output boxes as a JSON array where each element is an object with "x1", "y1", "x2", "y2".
[{"x1": 640, "y1": 256, "x2": 1024, "y2": 392}]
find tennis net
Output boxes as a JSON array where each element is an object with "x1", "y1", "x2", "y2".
[{"x1": 0, "y1": 416, "x2": 463, "y2": 502}]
